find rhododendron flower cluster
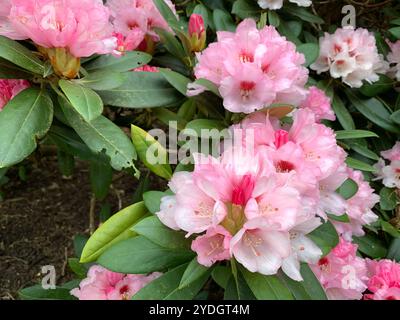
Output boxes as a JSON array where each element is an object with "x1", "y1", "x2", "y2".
[
  {"x1": 0, "y1": 0, "x2": 116, "y2": 58},
  {"x1": 193, "y1": 19, "x2": 308, "y2": 113},
  {"x1": 311, "y1": 27, "x2": 388, "y2": 88},
  {"x1": 310, "y1": 238, "x2": 368, "y2": 300},
  {"x1": 0, "y1": 79, "x2": 30, "y2": 110},
  {"x1": 156, "y1": 107, "x2": 379, "y2": 280},
  {"x1": 106, "y1": 0, "x2": 176, "y2": 54},
  {"x1": 257, "y1": 0, "x2": 311, "y2": 10},
  {"x1": 71, "y1": 265, "x2": 161, "y2": 300},
  {"x1": 299, "y1": 86, "x2": 335, "y2": 122},
  {"x1": 364, "y1": 259, "x2": 400, "y2": 300},
  {"x1": 374, "y1": 142, "x2": 400, "y2": 189}
]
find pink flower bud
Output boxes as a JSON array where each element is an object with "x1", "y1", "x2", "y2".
[{"x1": 188, "y1": 14, "x2": 206, "y2": 52}]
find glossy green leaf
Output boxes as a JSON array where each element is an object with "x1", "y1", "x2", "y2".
[
  {"x1": 89, "y1": 159, "x2": 113, "y2": 200},
  {"x1": 98, "y1": 71, "x2": 183, "y2": 108},
  {"x1": 131, "y1": 124, "x2": 172, "y2": 179},
  {"x1": 59, "y1": 80, "x2": 103, "y2": 121},
  {"x1": 359, "y1": 74, "x2": 394, "y2": 97},
  {"x1": 353, "y1": 234, "x2": 387, "y2": 258},
  {"x1": 19, "y1": 285, "x2": 76, "y2": 300},
  {"x1": 389, "y1": 26, "x2": 400, "y2": 39},
  {"x1": 327, "y1": 213, "x2": 350, "y2": 223},
  {"x1": 335, "y1": 130, "x2": 378, "y2": 140},
  {"x1": 132, "y1": 216, "x2": 190, "y2": 250},
  {"x1": 224, "y1": 273, "x2": 255, "y2": 300},
  {"x1": 133, "y1": 263, "x2": 209, "y2": 300},
  {"x1": 381, "y1": 220, "x2": 400, "y2": 238},
  {"x1": 80, "y1": 202, "x2": 148, "y2": 263},
  {"x1": 85, "y1": 51, "x2": 151, "y2": 72},
  {"x1": 231, "y1": 0, "x2": 260, "y2": 19},
  {"x1": 153, "y1": 0, "x2": 181, "y2": 30},
  {"x1": 379, "y1": 187, "x2": 397, "y2": 211},
  {"x1": 98, "y1": 236, "x2": 194, "y2": 274},
  {"x1": 345, "y1": 90, "x2": 400, "y2": 134},
  {"x1": 143, "y1": 190, "x2": 169, "y2": 213},
  {"x1": 73, "y1": 71, "x2": 126, "y2": 91},
  {"x1": 213, "y1": 9, "x2": 236, "y2": 32},
  {"x1": 241, "y1": 268, "x2": 293, "y2": 300},
  {"x1": 211, "y1": 266, "x2": 231, "y2": 289},
  {"x1": 390, "y1": 109, "x2": 400, "y2": 125},
  {"x1": 0, "y1": 88, "x2": 53, "y2": 168},
  {"x1": 345, "y1": 157, "x2": 376, "y2": 172},
  {"x1": 68, "y1": 258, "x2": 87, "y2": 278},
  {"x1": 0, "y1": 36, "x2": 44, "y2": 74},
  {"x1": 297, "y1": 43, "x2": 319, "y2": 67},
  {"x1": 185, "y1": 119, "x2": 226, "y2": 136},
  {"x1": 60, "y1": 97, "x2": 137, "y2": 172},
  {"x1": 283, "y1": 4, "x2": 324, "y2": 24},
  {"x1": 297, "y1": 264, "x2": 327, "y2": 300},
  {"x1": 308, "y1": 220, "x2": 339, "y2": 256},
  {"x1": 336, "y1": 178, "x2": 359, "y2": 200},
  {"x1": 348, "y1": 143, "x2": 380, "y2": 161},
  {"x1": 387, "y1": 238, "x2": 400, "y2": 262},
  {"x1": 331, "y1": 94, "x2": 355, "y2": 130},
  {"x1": 159, "y1": 68, "x2": 191, "y2": 96},
  {"x1": 179, "y1": 258, "x2": 211, "y2": 289}
]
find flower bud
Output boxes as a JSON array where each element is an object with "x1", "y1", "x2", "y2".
[
  {"x1": 39, "y1": 47, "x2": 80, "y2": 79},
  {"x1": 188, "y1": 14, "x2": 206, "y2": 52}
]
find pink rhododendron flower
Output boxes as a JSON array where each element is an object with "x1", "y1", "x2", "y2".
[
  {"x1": 333, "y1": 168, "x2": 379, "y2": 241},
  {"x1": 311, "y1": 27, "x2": 388, "y2": 88},
  {"x1": 310, "y1": 238, "x2": 368, "y2": 300},
  {"x1": 192, "y1": 19, "x2": 308, "y2": 113},
  {"x1": 70, "y1": 265, "x2": 161, "y2": 300},
  {"x1": 364, "y1": 259, "x2": 400, "y2": 300},
  {"x1": 387, "y1": 40, "x2": 400, "y2": 81},
  {"x1": 300, "y1": 86, "x2": 335, "y2": 122},
  {"x1": 0, "y1": 0, "x2": 116, "y2": 58},
  {"x1": 106, "y1": 0, "x2": 176, "y2": 54},
  {"x1": 257, "y1": 0, "x2": 311, "y2": 10},
  {"x1": 0, "y1": 79, "x2": 30, "y2": 110},
  {"x1": 374, "y1": 142, "x2": 400, "y2": 189},
  {"x1": 188, "y1": 13, "x2": 206, "y2": 52}
]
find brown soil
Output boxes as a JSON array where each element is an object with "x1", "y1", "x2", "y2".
[{"x1": 0, "y1": 157, "x2": 164, "y2": 300}]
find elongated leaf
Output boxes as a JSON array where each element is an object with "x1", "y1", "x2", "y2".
[
  {"x1": 19, "y1": 285, "x2": 75, "y2": 300},
  {"x1": 143, "y1": 190, "x2": 169, "y2": 214},
  {"x1": 80, "y1": 202, "x2": 148, "y2": 263},
  {"x1": 213, "y1": 9, "x2": 236, "y2": 32},
  {"x1": 133, "y1": 263, "x2": 209, "y2": 300},
  {"x1": 0, "y1": 88, "x2": 53, "y2": 168},
  {"x1": 348, "y1": 142, "x2": 380, "y2": 161},
  {"x1": 345, "y1": 157, "x2": 376, "y2": 172},
  {"x1": 379, "y1": 187, "x2": 397, "y2": 211},
  {"x1": 153, "y1": 0, "x2": 180, "y2": 31},
  {"x1": 224, "y1": 273, "x2": 255, "y2": 300},
  {"x1": 60, "y1": 97, "x2": 137, "y2": 171},
  {"x1": 155, "y1": 28, "x2": 187, "y2": 61},
  {"x1": 390, "y1": 109, "x2": 400, "y2": 125},
  {"x1": 59, "y1": 80, "x2": 103, "y2": 121},
  {"x1": 308, "y1": 220, "x2": 339, "y2": 256},
  {"x1": 132, "y1": 216, "x2": 190, "y2": 250},
  {"x1": 381, "y1": 220, "x2": 400, "y2": 238},
  {"x1": 0, "y1": 36, "x2": 44, "y2": 74},
  {"x1": 387, "y1": 238, "x2": 400, "y2": 262},
  {"x1": 359, "y1": 74, "x2": 394, "y2": 97},
  {"x1": 241, "y1": 268, "x2": 293, "y2": 300},
  {"x1": 336, "y1": 178, "x2": 358, "y2": 200},
  {"x1": 232, "y1": 0, "x2": 260, "y2": 19},
  {"x1": 332, "y1": 94, "x2": 355, "y2": 130},
  {"x1": 283, "y1": 4, "x2": 324, "y2": 24},
  {"x1": 211, "y1": 266, "x2": 231, "y2": 289},
  {"x1": 327, "y1": 213, "x2": 350, "y2": 223},
  {"x1": 297, "y1": 43, "x2": 319, "y2": 67},
  {"x1": 73, "y1": 71, "x2": 126, "y2": 91},
  {"x1": 185, "y1": 119, "x2": 226, "y2": 136},
  {"x1": 131, "y1": 124, "x2": 172, "y2": 179},
  {"x1": 345, "y1": 90, "x2": 400, "y2": 134},
  {"x1": 353, "y1": 234, "x2": 387, "y2": 258},
  {"x1": 335, "y1": 130, "x2": 378, "y2": 140},
  {"x1": 297, "y1": 264, "x2": 327, "y2": 300},
  {"x1": 98, "y1": 71, "x2": 183, "y2": 108},
  {"x1": 98, "y1": 236, "x2": 194, "y2": 274},
  {"x1": 90, "y1": 159, "x2": 113, "y2": 200},
  {"x1": 85, "y1": 51, "x2": 151, "y2": 72},
  {"x1": 179, "y1": 258, "x2": 211, "y2": 289},
  {"x1": 159, "y1": 68, "x2": 191, "y2": 96}
]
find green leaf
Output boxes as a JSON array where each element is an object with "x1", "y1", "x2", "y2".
[
  {"x1": 387, "y1": 238, "x2": 400, "y2": 262},
  {"x1": 308, "y1": 220, "x2": 339, "y2": 256},
  {"x1": 73, "y1": 71, "x2": 126, "y2": 91},
  {"x1": 57, "y1": 150, "x2": 75, "y2": 177},
  {"x1": 73, "y1": 234, "x2": 88, "y2": 259},
  {"x1": 297, "y1": 43, "x2": 319, "y2": 67},
  {"x1": 211, "y1": 266, "x2": 231, "y2": 289},
  {"x1": 231, "y1": 0, "x2": 260, "y2": 19},
  {"x1": 155, "y1": 28, "x2": 187, "y2": 61},
  {"x1": 0, "y1": 58, "x2": 32, "y2": 79},
  {"x1": 179, "y1": 258, "x2": 211, "y2": 289},
  {"x1": 379, "y1": 187, "x2": 398, "y2": 211},
  {"x1": 389, "y1": 26, "x2": 400, "y2": 39},
  {"x1": 283, "y1": 4, "x2": 324, "y2": 24},
  {"x1": 60, "y1": 97, "x2": 137, "y2": 171},
  {"x1": 268, "y1": 10, "x2": 280, "y2": 27},
  {"x1": 90, "y1": 159, "x2": 113, "y2": 200},
  {"x1": 335, "y1": 130, "x2": 378, "y2": 140},
  {"x1": 152, "y1": 0, "x2": 181, "y2": 31},
  {"x1": 159, "y1": 68, "x2": 191, "y2": 96},
  {"x1": 213, "y1": 9, "x2": 236, "y2": 32},
  {"x1": 68, "y1": 258, "x2": 87, "y2": 278},
  {"x1": 98, "y1": 236, "x2": 194, "y2": 274},
  {"x1": 381, "y1": 220, "x2": 400, "y2": 238},
  {"x1": 59, "y1": 80, "x2": 103, "y2": 121},
  {"x1": 80, "y1": 202, "x2": 148, "y2": 263},
  {"x1": 331, "y1": 94, "x2": 355, "y2": 130},
  {"x1": 192, "y1": 78, "x2": 221, "y2": 97},
  {"x1": 85, "y1": 51, "x2": 151, "y2": 72},
  {"x1": 132, "y1": 216, "x2": 190, "y2": 250},
  {"x1": 345, "y1": 157, "x2": 376, "y2": 172},
  {"x1": 193, "y1": 4, "x2": 210, "y2": 29},
  {"x1": 359, "y1": 74, "x2": 394, "y2": 97},
  {"x1": 143, "y1": 190, "x2": 168, "y2": 213},
  {"x1": 241, "y1": 268, "x2": 293, "y2": 300},
  {"x1": 98, "y1": 71, "x2": 183, "y2": 109},
  {"x1": 327, "y1": 213, "x2": 350, "y2": 223},
  {"x1": 131, "y1": 124, "x2": 172, "y2": 180},
  {"x1": 185, "y1": 119, "x2": 226, "y2": 136},
  {"x1": 336, "y1": 178, "x2": 359, "y2": 200},
  {"x1": 0, "y1": 36, "x2": 44, "y2": 74},
  {"x1": 224, "y1": 273, "x2": 255, "y2": 300},
  {"x1": 133, "y1": 263, "x2": 209, "y2": 300},
  {"x1": 390, "y1": 109, "x2": 400, "y2": 125},
  {"x1": 345, "y1": 90, "x2": 400, "y2": 134},
  {"x1": 19, "y1": 285, "x2": 76, "y2": 300},
  {"x1": 0, "y1": 88, "x2": 53, "y2": 168},
  {"x1": 348, "y1": 142, "x2": 380, "y2": 161},
  {"x1": 297, "y1": 264, "x2": 327, "y2": 300},
  {"x1": 353, "y1": 234, "x2": 388, "y2": 258}
]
